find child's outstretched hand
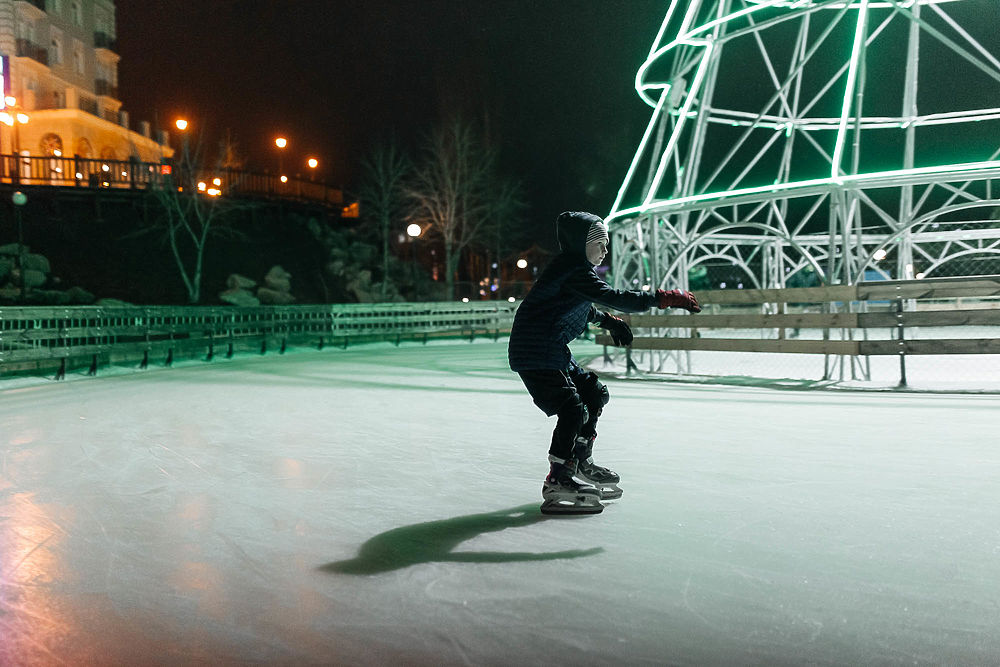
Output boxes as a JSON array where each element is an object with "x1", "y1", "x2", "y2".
[
  {"x1": 656, "y1": 289, "x2": 701, "y2": 313},
  {"x1": 601, "y1": 314, "x2": 634, "y2": 346}
]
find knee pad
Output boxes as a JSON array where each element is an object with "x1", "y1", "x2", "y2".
[{"x1": 582, "y1": 382, "x2": 609, "y2": 417}]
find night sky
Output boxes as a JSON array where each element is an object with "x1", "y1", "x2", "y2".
[{"x1": 115, "y1": 0, "x2": 666, "y2": 226}]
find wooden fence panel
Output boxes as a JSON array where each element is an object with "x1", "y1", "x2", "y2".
[
  {"x1": 860, "y1": 338, "x2": 1000, "y2": 355},
  {"x1": 626, "y1": 312, "x2": 861, "y2": 329},
  {"x1": 596, "y1": 334, "x2": 861, "y2": 355}
]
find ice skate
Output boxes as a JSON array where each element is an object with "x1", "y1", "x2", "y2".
[
  {"x1": 573, "y1": 435, "x2": 622, "y2": 500},
  {"x1": 541, "y1": 456, "x2": 603, "y2": 515}
]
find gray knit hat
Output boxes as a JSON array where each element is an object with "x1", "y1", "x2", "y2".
[{"x1": 586, "y1": 218, "x2": 609, "y2": 246}]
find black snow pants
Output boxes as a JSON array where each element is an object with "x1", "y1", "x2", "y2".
[{"x1": 517, "y1": 366, "x2": 610, "y2": 461}]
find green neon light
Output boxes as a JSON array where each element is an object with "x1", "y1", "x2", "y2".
[
  {"x1": 633, "y1": 1, "x2": 962, "y2": 108},
  {"x1": 642, "y1": 42, "x2": 715, "y2": 208},
  {"x1": 650, "y1": 1, "x2": 680, "y2": 61},
  {"x1": 831, "y1": 0, "x2": 869, "y2": 178},
  {"x1": 613, "y1": 0, "x2": 999, "y2": 226},
  {"x1": 746, "y1": 0, "x2": 961, "y2": 7},
  {"x1": 610, "y1": 87, "x2": 669, "y2": 216},
  {"x1": 607, "y1": 160, "x2": 1000, "y2": 224}
]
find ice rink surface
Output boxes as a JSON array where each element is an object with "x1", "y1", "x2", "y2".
[{"x1": 3, "y1": 339, "x2": 1000, "y2": 665}]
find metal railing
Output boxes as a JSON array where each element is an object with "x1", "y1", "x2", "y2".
[
  {"x1": 0, "y1": 154, "x2": 344, "y2": 207},
  {"x1": 94, "y1": 79, "x2": 119, "y2": 99},
  {"x1": 0, "y1": 301, "x2": 517, "y2": 379},
  {"x1": 598, "y1": 275, "x2": 1000, "y2": 387}
]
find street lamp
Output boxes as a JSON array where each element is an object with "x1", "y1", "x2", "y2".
[
  {"x1": 173, "y1": 118, "x2": 191, "y2": 188},
  {"x1": 274, "y1": 136, "x2": 287, "y2": 180},
  {"x1": 306, "y1": 156, "x2": 318, "y2": 181},
  {"x1": 2, "y1": 97, "x2": 29, "y2": 181},
  {"x1": 406, "y1": 224, "x2": 422, "y2": 300},
  {"x1": 12, "y1": 190, "x2": 26, "y2": 299}
]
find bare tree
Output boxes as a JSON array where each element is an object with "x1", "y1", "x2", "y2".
[
  {"x1": 147, "y1": 130, "x2": 248, "y2": 304},
  {"x1": 218, "y1": 129, "x2": 246, "y2": 170},
  {"x1": 484, "y1": 177, "x2": 527, "y2": 295},
  {"x1": 405, "y1": 116, "x2": 500, "y2": 300},
  {"x1": 358, "y1": 139, "x2": 411, "y2": 300}
]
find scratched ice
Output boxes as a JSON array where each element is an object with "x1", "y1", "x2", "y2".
[{"x1": 2, "y1": 339, "x2": 1000, "y2": 665}]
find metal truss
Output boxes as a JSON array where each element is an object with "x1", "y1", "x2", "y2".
[
  {"x1": 607, "y1": 0, "x2": 1000, "y2": 377},
  {"x1": 607, "y1": 0, "x2": 1000, "y2": 376}
]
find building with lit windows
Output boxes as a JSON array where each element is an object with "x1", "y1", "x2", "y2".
[{"x1": 0, "y1": 0, "x2": 170, "y2": 164}]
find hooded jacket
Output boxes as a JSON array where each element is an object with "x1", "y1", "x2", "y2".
[{"x1": 507, "y1": 211, "x2": 657, "y2": 372}]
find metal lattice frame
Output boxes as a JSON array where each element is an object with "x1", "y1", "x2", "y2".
[{"x1": 607, "y1": 0, "x2": 1000, "y2": 375}]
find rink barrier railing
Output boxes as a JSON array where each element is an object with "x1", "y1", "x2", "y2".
[
  {"x1": 0, "y1": 301, "x2": 517, "y2": 379},
  {"x1": 595, "y1": 275, "x2": 1000, "y2": 385}
]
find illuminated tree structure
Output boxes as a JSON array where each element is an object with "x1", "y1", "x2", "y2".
[{"x1": 609, "y1": 0, "x2": 1000, "y2": 299}]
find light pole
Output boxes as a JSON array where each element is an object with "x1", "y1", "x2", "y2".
[
  {"x1": 274, "y1": 136, "x2": 287, "y2": 182},
  {"x1": 407, "y1": 223, "x2": 422, "y2": 301},
  {"x1": 174, "y1": 118, "x2": 190, "y2": 188},
  {"x1": 12, "y1": 190, "x2": 26, "y2": 299}
]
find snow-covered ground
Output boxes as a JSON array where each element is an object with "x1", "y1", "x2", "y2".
[{"x1": 3, "y1": 339, "x2": 1000, "y2": 665}]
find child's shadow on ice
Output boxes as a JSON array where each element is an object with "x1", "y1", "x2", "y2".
[{"x1": 320, "y1": 504, "x2": 603, "y2": 575}]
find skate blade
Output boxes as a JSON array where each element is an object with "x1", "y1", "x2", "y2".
[
  {"x1": 598, "y1": 485, "x2": 623, "y2": 500},
  {"x1": 540, "y1": 498, "x2": 604, "y2": 515}
]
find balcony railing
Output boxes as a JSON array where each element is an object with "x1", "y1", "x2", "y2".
[
  {"x1": 79, "y1": 96, "x2": 98, "y2": 116},
  {"x1": 94, "y1": 32, "x2": 117, "y2": 52},
  {"x1": 15, "y1": 38, "x2": 48, "y2": 65},
  {"x1": 94, "y1": 79, "x2": 119, "y2": 99},
  {"x1": 0, "y1": 154, "x2": 345, "y2": 208}
]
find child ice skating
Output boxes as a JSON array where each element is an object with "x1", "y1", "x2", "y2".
[{"x1": 508, "y1": 211, "x2": 700, "y2": 515}]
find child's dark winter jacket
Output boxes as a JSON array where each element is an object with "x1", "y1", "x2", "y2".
[{"x1": 508, "y1": 212, "x2": 657, "y2": 372}]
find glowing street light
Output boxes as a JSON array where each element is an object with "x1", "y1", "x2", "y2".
[
  {"x1": 274, "y1": 136, "x2": 288, "y2": 181},
  {"x1": 406, "y1": 223, "x2": 422, "y2": 238},
  {"x1": 0, "y1": 96, "x2": 28, "y2": 164},
  {"x1": 307, "y1": 157, "x2": 318, "y2": 169},
  {"x1": 175, "y1": 118, "x2": 188, "y2": 131},
  {"x1": 516, "y1": 258, "x2": 528, "y2": 269}
]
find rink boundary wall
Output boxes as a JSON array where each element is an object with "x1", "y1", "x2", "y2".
[
  {"x1": 0, "y1": 301, "x2": 517, "y2": 380},
  {"x1": 596, "y1": 275, "x2": 1000, "y2": 386}
]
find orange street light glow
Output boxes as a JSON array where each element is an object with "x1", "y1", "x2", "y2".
[
  {"x1": 175, "y1": 119, "x2": 188, "y2": 131},
  {"x1": 275, "y1": 137, "x2": 287, "y2": 149}
]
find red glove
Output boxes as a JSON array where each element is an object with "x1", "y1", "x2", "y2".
[{"x1": 656, "y1": 289, "x2": 701, "y2": 313}]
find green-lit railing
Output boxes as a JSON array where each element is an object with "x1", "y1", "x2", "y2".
[{"x1": 0, "y1": 301, "x2": 517, "y2": 380}]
